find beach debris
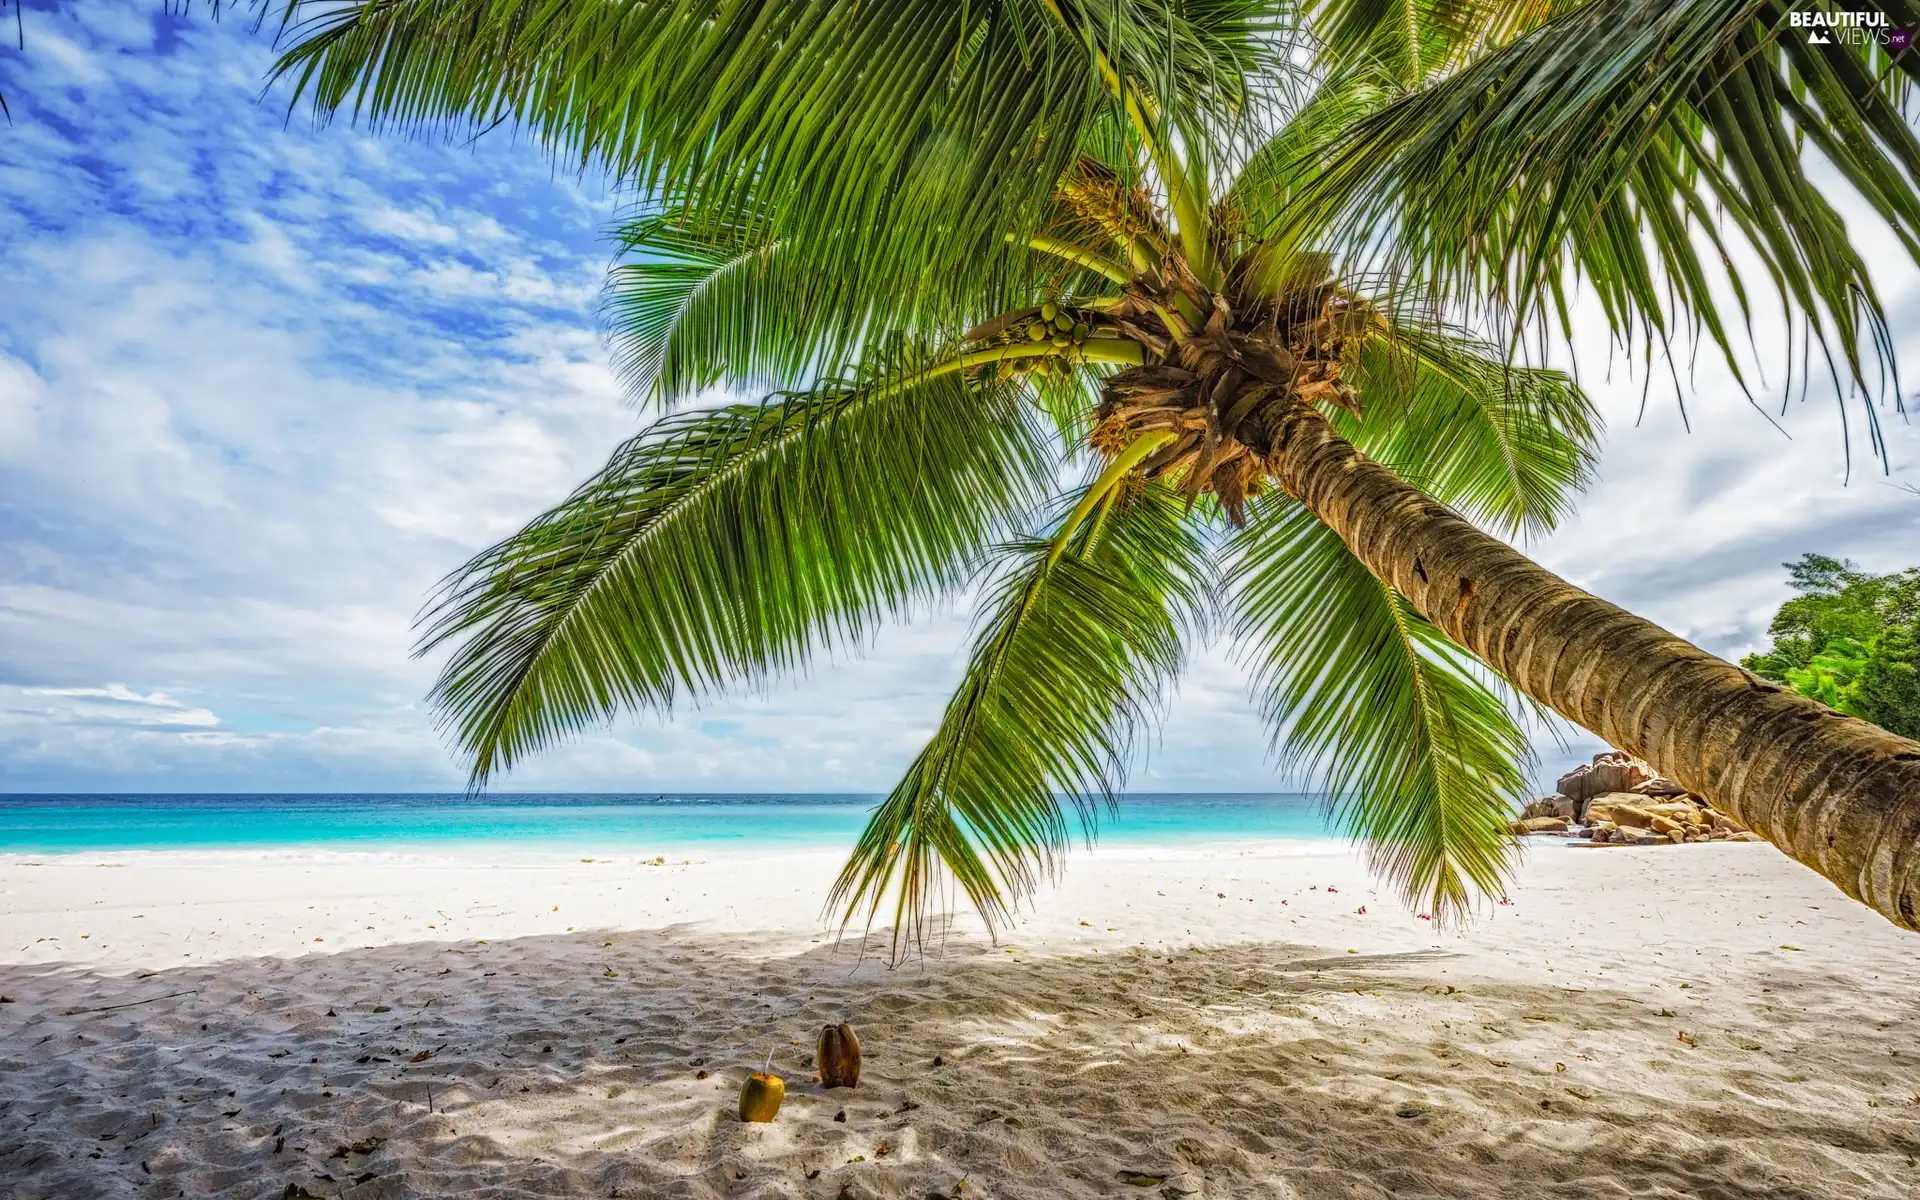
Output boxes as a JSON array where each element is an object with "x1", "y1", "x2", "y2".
[
  {"x1": 61, "y1": 989, "x2": 198, "y2": 1017},
  {"x1": 834, "y1": 1109, "x2": 847, "y2": 1122},
  {"x1": 328, "y1": 1135, "x2": 384, "y2": 1158},
  {"x1": 1121, "y1": 1173, "x2": 1167, "y2": 1187},
  {"x1": 818, "y1": 1022, "x2": 862, "y2": 1089},
  {"x1": 738, "y1": 1049, "x2": 785, "y2": 1122}
]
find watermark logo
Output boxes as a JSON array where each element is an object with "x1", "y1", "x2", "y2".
[{"x1": 1788, "y1": 9, "x2": 1909, "y2": 48}]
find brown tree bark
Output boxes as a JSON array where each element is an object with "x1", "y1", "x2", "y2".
[{"x1": 1264, "y1": 400, "x2": 1920, "y2": 932}]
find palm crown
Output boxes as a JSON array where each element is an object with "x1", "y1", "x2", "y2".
[{"x1": 246, "y1": 0, "x2": 1920, "y2": 942}]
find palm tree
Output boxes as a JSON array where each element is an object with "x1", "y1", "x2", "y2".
[{"x1": 262, "y1": 0, "x2": 1920, "y2": 941}]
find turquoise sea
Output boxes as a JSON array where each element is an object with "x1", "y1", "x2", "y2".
[{"x1": 0, "y1": 793, "x2": 1336, "y2": 855}]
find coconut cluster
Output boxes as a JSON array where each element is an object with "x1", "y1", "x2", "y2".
[
  {"x1": 969, "y1": 300, "x2": 1107, "y2": 381},
  {"x1": 964, "y1": 206, "x2": 1384, "y2": 524},
  {"x1": 1087, "y1": 287, "x2": 1376, "y2": 522}
]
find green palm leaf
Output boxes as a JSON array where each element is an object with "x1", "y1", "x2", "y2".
[
  {"x1": 1306, "y1": 0, "x2": 1579, "y2": 84},
  {"x1": 1337, "y1": 315, "x2": 1602, "y2": 536},
  {"x1": 1277, "y1": 0, "x2": 1920, "y2": 439},
  {"x1": 600, "y1": 212, "x2": 851, "y2": 407},
  {"x1": 829, "y1": 477, "x2": 1212, "y2": 958},
  {"x1": 601, "y1": 210, "x2": 1139, "y2": 412},
  {"x1": 1230, "y1": 494, "x2": 1532, "y2": 920},
  {"x1": 1223, "y1": 68, "x2": 1397, "y2": 248},
  {"x1": 417, "y1": 350, "x2": 1051, "y2": 783}
]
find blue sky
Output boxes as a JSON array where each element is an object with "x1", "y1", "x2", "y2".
[{"x1": 1, "y1": 2, "x2": 1917, "y2": 794}]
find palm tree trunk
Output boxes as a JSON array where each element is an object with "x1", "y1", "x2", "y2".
[{"x1": 1264, "y1": 400, "x2": 1920, "y2": 931}]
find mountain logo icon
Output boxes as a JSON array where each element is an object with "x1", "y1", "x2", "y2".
[{"x1": 1808, "y1": 29, "x2": 1832, "y2": 42}]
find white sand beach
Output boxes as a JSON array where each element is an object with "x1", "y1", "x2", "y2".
[{"x1": 3, "y1": 841, "x2": 1918, "y2": 1199}]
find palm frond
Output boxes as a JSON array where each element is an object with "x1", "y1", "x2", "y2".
[
  {"x1": 417, "y1": 348, "x2": 1050, "y2": 784},
  {"x1": 1306, "y1": 0, "x2": 1578, "y2": 84},
  {"x1": 1338, "y1": 313, "x2": 1602, "y2": 536},
  {"x1": 603, "y1": 199, "x2": 1143, "y2": 411},
  {"x1": 1230, "y1": 494, "x2": 1532, "y2": 921},
  {"x1": 600, "y1": 212, "x2": 855, "y2": 407},
  {"x1": 1278, "y1": 0, "x2": 1920, "y2": 447},
  {"x1": 829, "y1": 478, "x2": 1212, "y2": 959},
  {"x1": 1222, "y1": 68, "x2": 1396, "y2": 251}
]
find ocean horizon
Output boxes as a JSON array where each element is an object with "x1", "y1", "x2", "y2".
[{"x1": 0, "y1": 792, "x2": 1338, "y2": 855}]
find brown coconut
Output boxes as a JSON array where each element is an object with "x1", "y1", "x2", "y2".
[{"x1": 817, "y1": 1022, "x2": 861, "y2": 1089}]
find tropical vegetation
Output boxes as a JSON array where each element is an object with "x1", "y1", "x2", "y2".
[
  {"x1": 41, "y1": 0, "x2": 1916, "y2": 942},
  {"x1": 1745, "y1": 554, "x2": 1920, "y2": 741}
]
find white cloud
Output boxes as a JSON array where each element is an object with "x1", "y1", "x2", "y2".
[
  {"x1": 26, "y1": 31, "x2": 107, "y2": 84},
  {"x1": 0, "y1": 354, "x2": 47, "y2": 462},
  {"x1": 5, "y1": 683, "x2": 220, "y2": 728},
  {"x1": 360, "y1": 205, "x2": 463, "y2": 245},
  {"x1": 28, "y1": 682, "x2": 191, "y2": 705}
]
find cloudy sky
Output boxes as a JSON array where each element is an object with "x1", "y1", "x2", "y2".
[{"x1": 1, "y1": 3, "x2": 1915, "y2": 795}]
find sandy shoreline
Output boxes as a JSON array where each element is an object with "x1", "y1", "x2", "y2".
[{"x1": 3, "y1": 841, "x2": 1918, "y2": 1198}]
